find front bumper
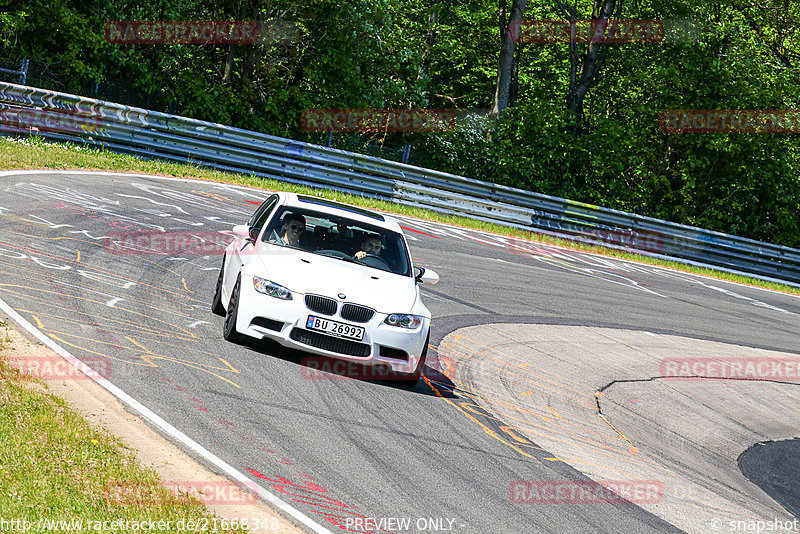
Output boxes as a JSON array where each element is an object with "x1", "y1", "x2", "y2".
[{"x1": 235, "y1": 275, "x2": 428, "y2": 375}]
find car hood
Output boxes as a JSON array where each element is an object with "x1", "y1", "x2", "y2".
[{"x1": 254, "y1": 249, "x2": 418, "y2": 313}]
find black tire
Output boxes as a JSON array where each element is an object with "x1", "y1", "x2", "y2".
[
  {"x1": 223, "y1": 275, "x2": 246, "y2": 344},
  {"x1": 211, "y1": 255, "x2": 226, "y2": 316},
  {"x1": 397, "y1": 332, "x2": 429, "y2": 388}
]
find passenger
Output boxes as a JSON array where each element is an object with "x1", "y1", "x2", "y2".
[
  {"x1": 354, "y1": 234, "x2": 382, "y2": 260},
  {"x1": 275, "y1": 212, "x2": 306, "y2": 247}
]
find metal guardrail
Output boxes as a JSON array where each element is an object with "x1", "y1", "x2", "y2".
[
  {"x1": 1, "y1": 81, "x2": 799, "y2": 285},
  {"x1": 0, "y1": 59, "x2": 28, "y2": 85}
]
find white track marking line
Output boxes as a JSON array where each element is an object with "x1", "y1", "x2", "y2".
[{"x1": 0, "y1": 295, "x2": 333, "y2": 534}]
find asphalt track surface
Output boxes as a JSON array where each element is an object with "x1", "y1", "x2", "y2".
[{"x1": 0, "y1": 171, "x2": 798, "y2": 533}]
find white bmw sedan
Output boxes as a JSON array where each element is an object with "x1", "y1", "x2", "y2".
[{"x1": 211, "y1": 192, "x2": 439, "y2": 386}]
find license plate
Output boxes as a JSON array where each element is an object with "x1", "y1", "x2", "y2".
[{"x1": 306, "y1": 316, "x2": 365, "y2": 341}]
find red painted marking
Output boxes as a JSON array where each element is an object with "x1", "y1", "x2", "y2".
[
  {"x1": 246, "y1": 469, "x2": 377, "y2": 533},
  {"x1": 244, "y1": 200, "x2": 261, "y2": 205},
  {"x1": 247, "y1": 470, "x2": 327, "y2": 493},
  {"x1": 400, "y1": 225, "x2": 441, "y2": 238}
]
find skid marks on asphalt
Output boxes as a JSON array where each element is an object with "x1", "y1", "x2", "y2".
[
  {"x1": 0, "y1": 182, "x2": 256, "y2": 388},
  {"x1": 424, "y1": 332, "x2": 754, "y2": 520}
]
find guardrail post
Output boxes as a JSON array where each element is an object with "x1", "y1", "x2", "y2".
[
  {"x1": 19, "y1": 59, "x2": 29, "y2": 85},
  {"x1": 402, "y1": 144, "x2": 411, "y2": 164}
]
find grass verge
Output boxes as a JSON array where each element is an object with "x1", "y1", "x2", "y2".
[
  {"x1": 1, "y1": 135, "x2": 797, "y2": 296},
  {"x1": 0, "y1": 320, "x2": 247, "y2": 532}
]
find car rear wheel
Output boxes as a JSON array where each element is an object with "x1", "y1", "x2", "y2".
[
  {"x1": 211, "y1": 255, "x2": 226, "y2": 316},
  {"x1": 223, "y1": 275, "x2": 245, "y2": 344},
  {"x1": 397, "y1": 332, "x2": 429, "y2": 388}
]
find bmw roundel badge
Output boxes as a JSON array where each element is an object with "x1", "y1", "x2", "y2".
[{"x1": 338, "y1": 293, "x2": 346, "y2": 299}]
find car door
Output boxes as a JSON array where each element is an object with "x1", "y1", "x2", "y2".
[{"x1": 224, "y1": 195, "x2": 279, "y2": 302}]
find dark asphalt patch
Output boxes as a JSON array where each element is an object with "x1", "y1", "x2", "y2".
[{"x1": 739, "y1": 439, "x2": 800, "y2": 519}]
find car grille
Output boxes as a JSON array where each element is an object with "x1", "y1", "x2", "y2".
[
  {"x1": 290, "y1": 328, "x2": 371, "y2": 357},
  {"x1": 305, "y1": 294, "x2": 337, "y2": 316},
  {"x1": 340, "y1": 304, "x2": 375, "y2": 323}
]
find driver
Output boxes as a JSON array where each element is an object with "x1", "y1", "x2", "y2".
[{"x1": 354, "y1": 234, "x2": 382, "y2": 260}]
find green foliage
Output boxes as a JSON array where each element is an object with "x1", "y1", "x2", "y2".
[{"x1": 1, "y1": 0, "x2": 799, "y2": 247}]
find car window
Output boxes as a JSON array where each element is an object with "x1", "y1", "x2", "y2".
[
  {"x1": 247, "y1": 195, "x2": 278, "y2": 235},
  {"x1": 262, "y1": 206, "x2": 412, "y2": 276}
]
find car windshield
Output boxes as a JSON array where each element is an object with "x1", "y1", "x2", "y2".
[{"x1": 261, "y1": 205, "x2": 412, "y2": 277}]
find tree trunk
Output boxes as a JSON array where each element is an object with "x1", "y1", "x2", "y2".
[
  {"x1": 509, "y1": 42, "x2": 524, "y2": 107},
  {"x1": 421, "y1": 1, "x2": 439, "y2": 79},
  {"x1": 498, "y1": 0, "x2": 507, "y2": 42},
  {"x1": 491, "y1": 0, "x2": 528, "y2": 118},
  {"x1": 222, "y1": 45, "x2": 236, "y2": 84},
  {"x1": 241, "y1": 0, "x2": 262, "y2": 84},
  {"x1": 561, "y1": 0, "x2": 621, "y2": 132},
  {"x1": 223, "y1": 0, "x2": 245, "y2": 84}
]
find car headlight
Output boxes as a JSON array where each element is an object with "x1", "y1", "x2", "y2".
[
  {"x1": 384, "y1": 314, "x2": 422, "y2": 329},
  {"x1": 253, "y1": 277, "x2": 292, "y2": 300}
]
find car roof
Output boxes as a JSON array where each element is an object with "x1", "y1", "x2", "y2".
[{"x1": 277, "y1": 192, "x2": 403, "y2": 232}]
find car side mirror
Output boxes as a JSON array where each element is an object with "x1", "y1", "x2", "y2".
[
  {"x1": 415, "y1": 267, "x2": 439, "y2": 285},
  {"x1": 232, "y1": 224, "x2": 253, "y2": 240}
]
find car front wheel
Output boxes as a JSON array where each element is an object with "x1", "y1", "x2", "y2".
[
  {"x1": 223, "y1": 275, "x2": 245, "y2": 344},
  {"x1": 211, "y1": 255, "x2": 226, "y2": 316}
]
